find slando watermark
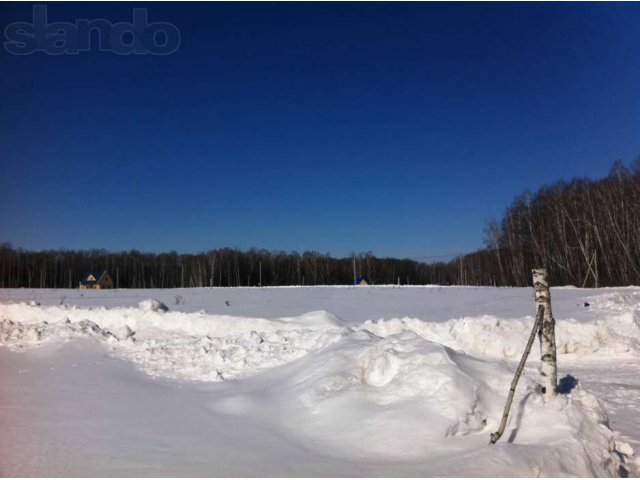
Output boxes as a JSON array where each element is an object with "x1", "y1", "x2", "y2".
[{"x1": 3, "y1": 5, "x2": 181, "y2": 55}]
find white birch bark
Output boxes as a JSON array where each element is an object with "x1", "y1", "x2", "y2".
[{"x1": 532, "y1": 268, "x2": 557, "y2": 402}]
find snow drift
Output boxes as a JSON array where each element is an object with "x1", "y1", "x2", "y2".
[
  {"x1": 1, "y1": 295, "x2": 639, "y2": 382},
  {"x1": 203, "y1": 328, "x2": 626, "y2": 476}
]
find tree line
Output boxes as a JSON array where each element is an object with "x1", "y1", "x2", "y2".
[
  {"x1": 1, "y1": 159, "x2": 638, "y2": 289},
  {"x1": 471, "y1": 158, "x2": 640, "y2": 287},
  {"x1": 0, "y1": 245, "x2": 460, "y2": 288}
]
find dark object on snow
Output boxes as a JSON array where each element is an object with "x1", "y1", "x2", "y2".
[
  {"x1": 558, "y1": 375, "x2": 579, "y2": 394},
  {"x1": 225, "y1": 300, "x2": 230, "y2": 306},
  {"x1": 124, "y1": 325, "x2": 136, "y2": 341},
  {"x1": 584, "y1": 302, "x2": 590, "y2": 307}
]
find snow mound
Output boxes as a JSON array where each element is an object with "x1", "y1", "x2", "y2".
[
  {"x1": 138, "y1": 299, "x2": 169, "y2": 312},
  {"x1": 587, "y1": 290, "x2": 640, "y2": 313},
  {"x1": 270, "y1": 331, "x2": 504, "y2": 453},
  {"x1": 0, "y1": 318, "x2": 120, "y2": 350},
  {"x1": 207, "y1": 329, "x2": 625, "y2": 475},
  {"x1": 0, "y1": 304, "x2": 346, "y2": 380},
  {"x1": 359, "y1": 311, "x2": 640, "y2": 359},
  {"x1": 275, "y1": 309, "x2": 345, "y2": 327},
  {"x1": 0, "y1": 303, "x2": 341, "y2": 342},
  {"x1": 123, "y1": 327, "x2": 348, "y2": 381}
]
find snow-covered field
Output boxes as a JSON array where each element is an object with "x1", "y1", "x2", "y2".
[{"x1": 1, "y1": 285, "x2": 639, "y2": 476}]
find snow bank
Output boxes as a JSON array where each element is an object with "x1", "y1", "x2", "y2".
[
  {"x1": 125, "y1": 327, "x2": 348, "y2": 381},
  {"x1": 1, "y1": 294, "x2": 639, "y2": 384},
  {"x1": 0, "y1": 302, "x2": 342, "y2": 342},
  {"x1": 0, "y1": 303, "x2": 346, "y2": 380},
  {"x1": 0, "y1": 318, "x2": 120, "y2": 348},
  {"x1": 359, "y1": 310, "x2": 640, "y2": 359}
]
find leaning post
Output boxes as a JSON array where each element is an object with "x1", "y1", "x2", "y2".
[{"x1": 532, "y1": 268, "x2": 557, "y2": 402}]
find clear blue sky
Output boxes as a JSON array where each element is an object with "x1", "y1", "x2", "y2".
[{"x1": 1, "y1": 2, "x2": 639, "y2": 259}]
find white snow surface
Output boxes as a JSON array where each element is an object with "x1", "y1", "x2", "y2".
[{"x1": 1, "y1": 285, "x2": 639, "y2": 476}]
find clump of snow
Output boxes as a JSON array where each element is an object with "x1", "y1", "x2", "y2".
[
  {"x1": 138, "y1": 299, "x2": 169, "y2": 312},
  {"x1": 0, "y1": 318, "x2": 45, "y2": 344},
  {"x1": 0, "y1": 317, "x2": 119, "y2": 351},
  {"x1": 124, "y1": 327, "x2": 348, "y2": 381}
]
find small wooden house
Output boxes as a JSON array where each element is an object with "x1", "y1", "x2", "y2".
[
  {"x1": 79, "y1": 271, "x2": 114, "y2": 289},
  {"x1": 355, "y1": 275, "x2": 370, "y2": 286}
]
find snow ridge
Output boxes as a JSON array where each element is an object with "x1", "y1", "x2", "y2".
[
  {"x1": 2, "y1": 297, "x2": 640, "y2": 383},
  {"x1": 359, "y1": 311, "x2": 640, "y2": 359}
]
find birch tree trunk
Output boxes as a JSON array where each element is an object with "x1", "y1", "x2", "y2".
[{"x1": 532, "y1": 268, "x2": 557, "y2": 402}]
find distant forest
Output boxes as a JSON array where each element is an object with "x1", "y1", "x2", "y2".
[{"x1": 1, "y1": 159, "x2": 639, "y2": 289}]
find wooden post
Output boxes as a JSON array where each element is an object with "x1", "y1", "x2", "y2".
[
  {"x1": 353, "y1": 257, "x2": 356, "y2": 285},
  {"x1": 490, "y1": 305, "x2": 544, "y2": 444},
  {"x1": 532, "y1": 268, "x2": 557, "y2": 402}
]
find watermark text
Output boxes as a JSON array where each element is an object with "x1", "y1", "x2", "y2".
[{"x1": 4, "y1": 5, "x2": 181, "y2": 55}]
